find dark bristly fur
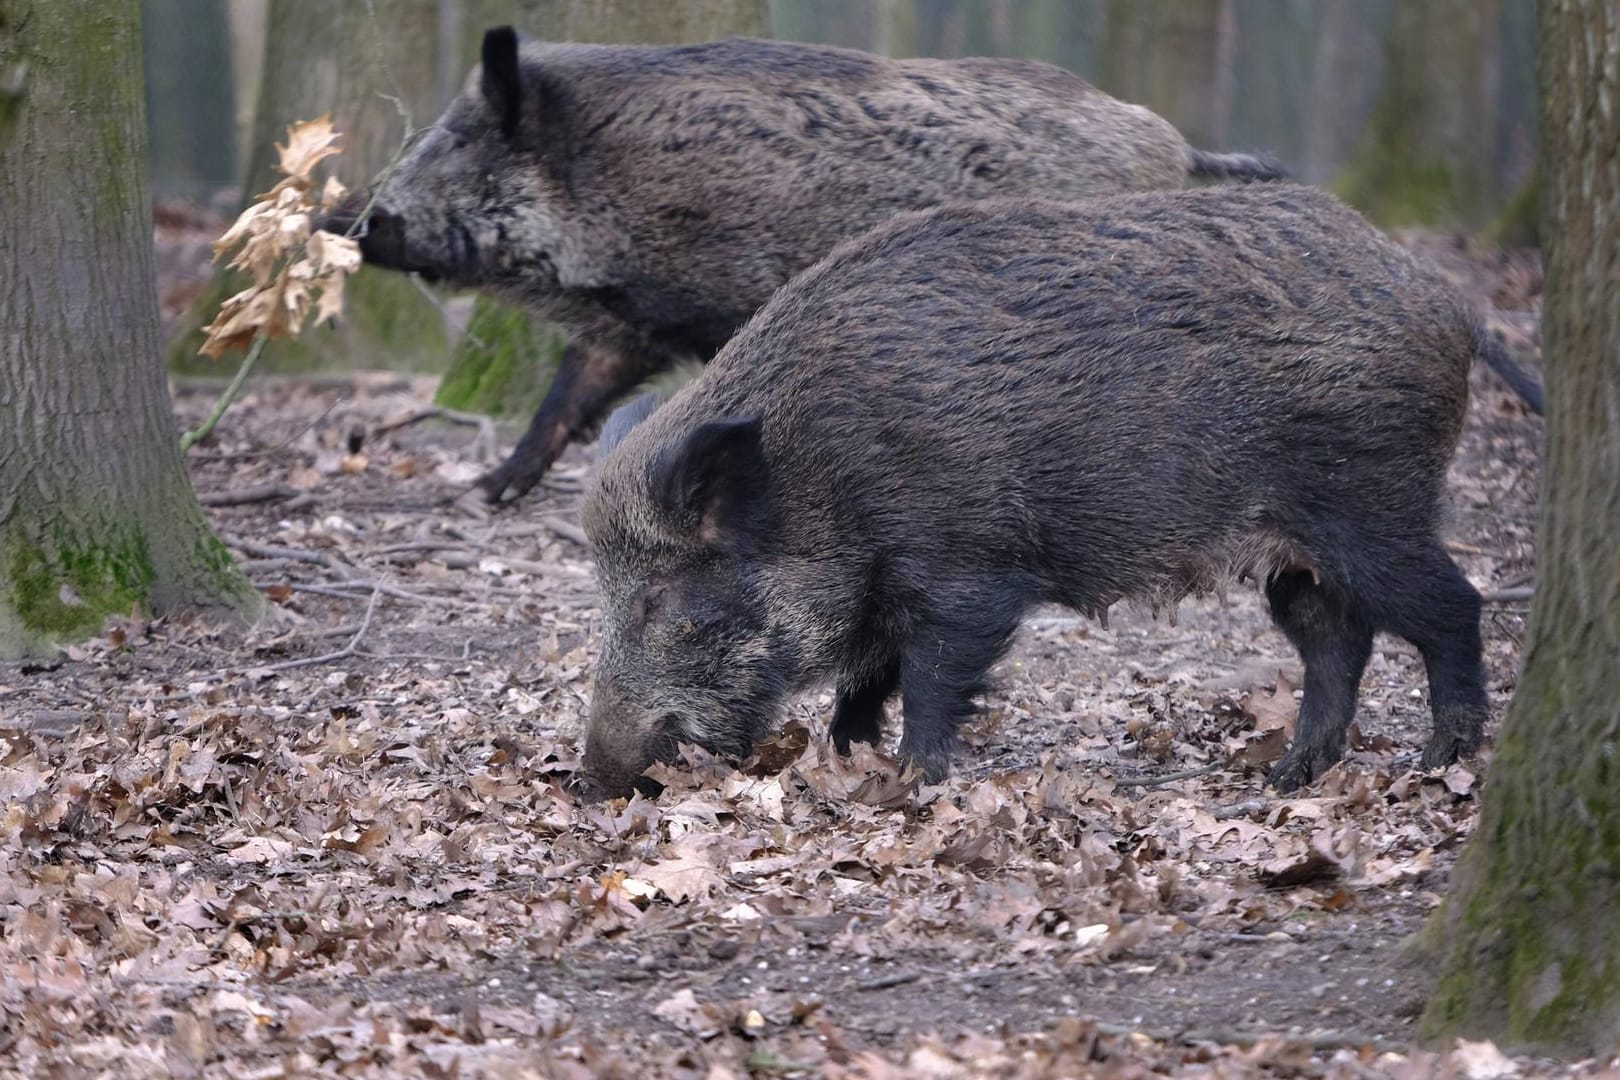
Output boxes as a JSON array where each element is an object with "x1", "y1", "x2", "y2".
[
  {"x1": 581, "y1": 184, "x2": 1491, "y2": 800},
  {"x1": 321, "y1": 28, "x2": 1293, "y2": 503}
]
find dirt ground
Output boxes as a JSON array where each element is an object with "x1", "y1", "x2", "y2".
[{"x1": 0, "y1": 234, "x2": 1588, "y2": 1077}]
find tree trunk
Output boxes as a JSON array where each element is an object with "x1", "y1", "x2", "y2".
[
  {"x1": 1099, "y1": 0, "x2": 1236, "y2": 151},
  {"x1": 167, "y1": 0, "x2": 451, "y2": 375},
  {"x1": 434, "y1": 0, "x2": 765, "y2": 422},
  {"x1": 0, "y1": 1, "x2": 260, "y2": 659},
  {"x1": 1420, "y1": 0, "x2": 1620, "y2": 1055},
  {"x1": 141, "y1": 0, "x2": 238, "y2": 202},
  {"x1": 1338, "y1": 0, "x2": 1503, "y2": 227}
]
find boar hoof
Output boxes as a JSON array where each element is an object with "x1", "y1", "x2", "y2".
[
  {"x1": 1267, "y1": 745, "x2": 1336, "y2": 793},
  {"x1": 477, "y1": 461, "x2": 542, "y2": 504},
  {"x1": 1419, "y1": 727, "x2": 1480, "y2": 772}
]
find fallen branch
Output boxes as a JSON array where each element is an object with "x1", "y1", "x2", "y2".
[
  {"x1": 189, "y1": 392, "x2": 350, "y2": 463},
  {"x1": 854, "y1": 970, "x2": 923, "y2": 992},
  {"x1": 226, "y1": 537, "x2": 345, "y2": 571},
  {"x1": 1481, "y1": 585, "x2": 1534, "y2": 603},
  {"x1": 370, "y1": 405, "x2": 500, "y2": 462},
  {"x1": 1113, "y1": 761, "x2": 1225, "y2": 788},
  {"x1": 1087, "y1": 1018, "x2": 1389, "y2": 1051},
  {"x1": 1211, "y1": 799, "x2": 1269, "y2": 820},
  {"x1": 291, "y1": 580, "x2": 457, "y2": 607},
  {"x1": 541, "y1": 515, "x2": 590, "y2": 547},
  {"x1": 199, "y1": 483, "x2": 300, "y2": 507}
]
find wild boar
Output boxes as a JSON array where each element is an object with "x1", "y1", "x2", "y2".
[
  {"x1": 322, "y1": 26, "x2": 1290, "y2": 503},
  {"x1": 580, "y1": 184, "x2": 1498, "y2": 798}
]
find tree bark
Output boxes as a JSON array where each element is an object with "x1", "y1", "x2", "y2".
[
  {"x1": 1420, "y1": 0, "x2": 1620, "y2": 1055},
  {"x1": 0, "y1": 1, "x2": 259, "y2": 659},
  {"x1": 434, "y1": 0, "x2": 765, "y2": 422},
  {"x1": 167, "y1": 0, "x2": 451, "y2": 375}
]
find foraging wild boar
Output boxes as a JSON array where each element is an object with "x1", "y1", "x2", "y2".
[
  {"x1": 322, "y1": 26, "x2": 1290, "y2": 503},
  {"x1": 580, "y1": 184, "x2": 1498, "y2": 799}
]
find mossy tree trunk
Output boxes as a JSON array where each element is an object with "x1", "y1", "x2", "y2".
[
  {"x1": 434, "y1": 0, "x2": 765, "y2": 422},
  {"x1": 167, "y1": 0, "x2": 451, "y2": 375},
  {"x1": 0, "y1": 1, "x2": 260, "y2": 659},
  {"x1": 1420, "y1": 0, "x2": 1620, "y2": 1054},
  {"x1": 1338, "y1": 0, "x2": 1503, "y2": 227}
]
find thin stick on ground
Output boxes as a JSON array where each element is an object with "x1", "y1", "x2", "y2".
[
  {"x1": 190, "y1": 392, "x2": 350, "y2": 462},
  {"x1": 1112, "y1": 761, "x2": 1226, "y2": 788},
  {"x1": 243, "y1": 586, "x2": 381, "y2": 676},
  {"x1": 198, "y1": 483, "x2": 301, "y2": 507},
  {"x1": 370, "y1": 405, "x2": 500, "y2": 462}
]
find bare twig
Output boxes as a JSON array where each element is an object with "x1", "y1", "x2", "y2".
[
  {"x1": 1113, "y1": 761, "x2": 1226, "y2": 788},
  {"x1": 1211, "y1": 799, "x2": 1269, "y2": 820},
  {"x1": 1482, "y1": 585, "x2": 1534, "y2": 603},
  {"x1": 180, "y1": 334, "x2": 268, "y2": 451},
  {"x1": 244, "y1": 587, "x2": 381, "y2": 676},
  {"x1": 541, "y1": 516, "x2": 590, "y2": 547},
  {"x1": 226, "y1": 538, "x2": 345, "y2": 571},
  {"x1": 190, "y1": 392, "x2": 350, "y2": 462}
]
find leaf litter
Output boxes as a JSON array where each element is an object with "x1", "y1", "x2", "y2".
[{"x1": 0, "y1": 239, "x2": 1581, "y2": 1076}]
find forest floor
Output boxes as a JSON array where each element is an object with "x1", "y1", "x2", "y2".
[{"x1": 0, "y1": 232, "x2": 1585, "y2": 1077}]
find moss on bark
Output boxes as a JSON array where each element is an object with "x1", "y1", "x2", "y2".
[{"x1": 434, "y1": 296, "x2": 565, "y2": 419}]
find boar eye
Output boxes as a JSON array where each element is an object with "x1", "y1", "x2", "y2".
[{"x1": 635, "y1": 584, "x2": 669, "y2": 625}]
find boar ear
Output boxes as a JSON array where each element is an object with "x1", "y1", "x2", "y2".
[
  {"x1": 651, "y1": 418, "x2": 772, "y2": 551},
  {"x1": 481, "y1": 26, "x2": 523, "y2": 138}
]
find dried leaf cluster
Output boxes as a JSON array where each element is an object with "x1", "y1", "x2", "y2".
[{"x1": 199, "y1": 116, "x2": 360, "y2": 358}]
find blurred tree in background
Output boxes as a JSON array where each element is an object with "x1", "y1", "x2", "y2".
[
  {"x1": 142, "y1": 0, "x2": 238, "y2": 202},
  {"x1": 143, "y1": 0, "x2": 1540, "y2": 396},
  {"x1": 164, "y1": 0, "x2": 451, "y2": 376}
]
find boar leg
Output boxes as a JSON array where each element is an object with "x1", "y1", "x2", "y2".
[
  {"x1": 478, "y1": 333, "x2": 670, "y2": 503},
  {"x1": 896, "y1": 609, "x2": 1020, "y2": 782},
  {"x1": 1372, "y1": 547, "x2": 1488, "y2": 771},
  {"x1": 831, "y1": 658, "x2": 900, "y2": 754},
  {"x1": 1265, "y1": 569, "x2": 1375, "y2": 792}
]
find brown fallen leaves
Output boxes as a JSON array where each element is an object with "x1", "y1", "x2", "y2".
[
  {"x1": 0, "y1": 354, "x2": 1551, "y2": 1076},
  {"x1": 200, "y1": 115, "x2": 360, "y2": 358}
]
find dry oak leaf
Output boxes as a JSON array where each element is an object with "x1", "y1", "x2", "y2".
[
  {"x1": 276, "y1": 113, "x2": 343, "y2": 181},
  {"x1": 639, "y1": 857, "x2": 726, "y2": 903}
]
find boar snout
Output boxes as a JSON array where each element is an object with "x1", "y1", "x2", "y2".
[
  {"x1": 581, "y1": 683, "x2": 673, "y2": 800},
  {"x1": 315, "y1": 198, "x2": 435, "y2": 280}
]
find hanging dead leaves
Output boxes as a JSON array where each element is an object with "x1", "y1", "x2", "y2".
[{"x1": 199, "y1": 115, "x2": 360, "y2": 358}]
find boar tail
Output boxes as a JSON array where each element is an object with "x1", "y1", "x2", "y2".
[
  {"x1": 1187, "y1": 149, "x2": 1290, "y2": 183},
  {"x1": 1476, "y1": 331, "x2": 1545, "y2": 414}
]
